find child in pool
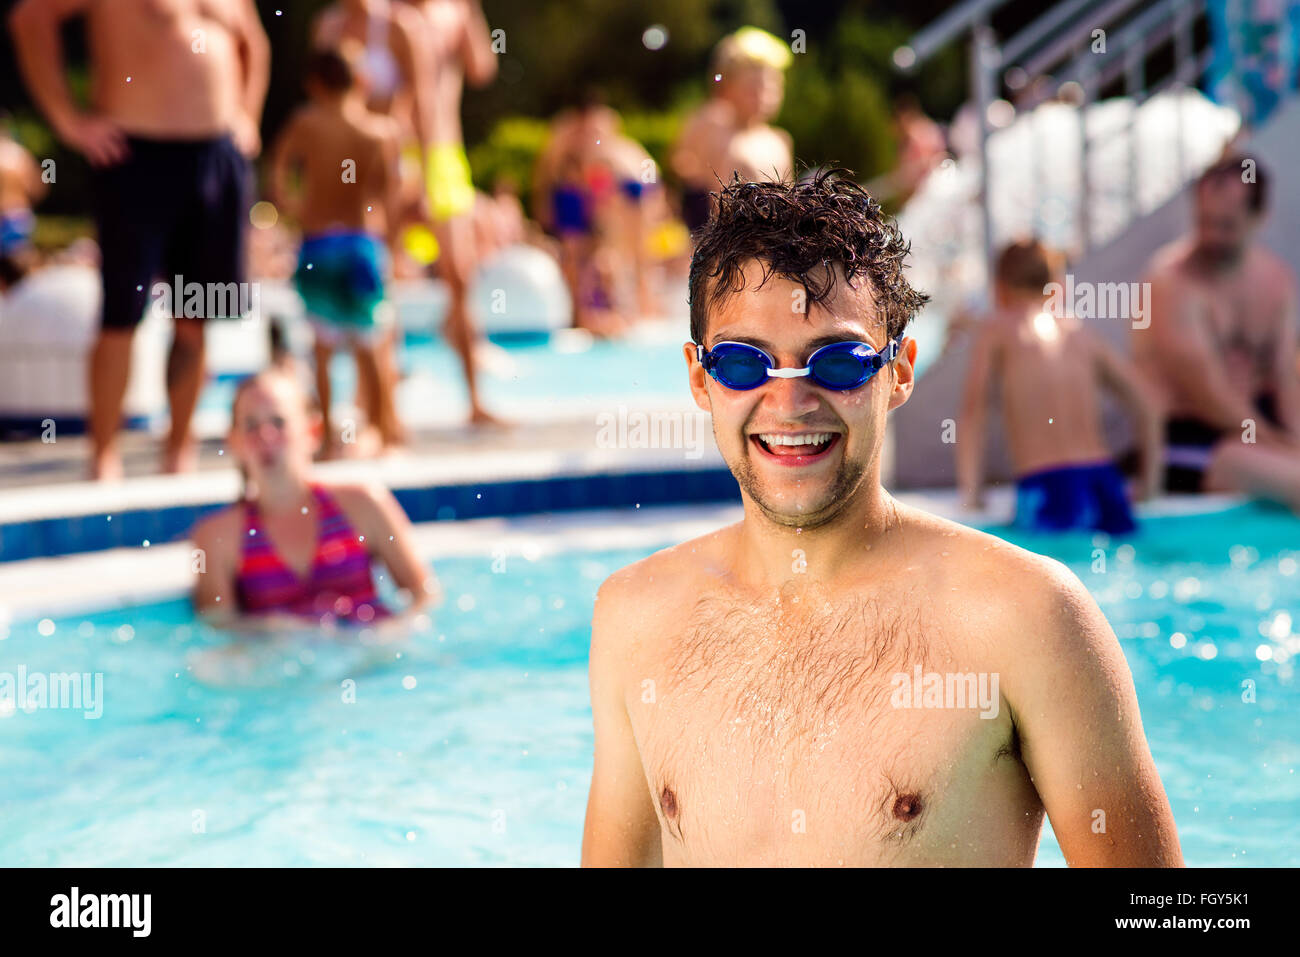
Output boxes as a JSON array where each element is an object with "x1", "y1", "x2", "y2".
[
  {"x1": 269, "y1": 45, "x2": 406, "y2": 457},
  {"x1": 189, "y1": 369, "x2": 437, "y2": 629},
  {"x1": 958, "y1": 239, "x2": 1164, "y2": 533}
]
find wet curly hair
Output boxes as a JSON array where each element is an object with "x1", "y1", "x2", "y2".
[{"x1": 688, "y1": 168, "x2": 929, "y2": 345}]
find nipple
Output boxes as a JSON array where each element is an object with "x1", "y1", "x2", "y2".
[
  {"x1": 892, "y1": 792, "x2": 922, "y2": 821},
  {"x1": 660, "y1": 786, "x2": 678, "y2": 819}
]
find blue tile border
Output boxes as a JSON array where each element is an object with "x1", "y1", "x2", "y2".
[
  {"x1": 0, "y1": 467, "x2": 741, "y2": 563},
  {"x1": 0, "y1": 414, "x2": 153, "y2": 438}
]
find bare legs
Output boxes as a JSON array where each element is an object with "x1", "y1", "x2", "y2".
[
  {"x1": 313, "y1": 338, "x2": 335, "y2": 451},
  {"x1": 163, "y1": 317, "x2": 205, "y2": 473},
  {"x1": 314, "y1": 331, "x2": 404, "y2": 458},
  {"x1": 88, "y1": 328, "x2": 134, "y2": 480},
  {"x1": 1207, "y1": 439, "x2": 1300, "y2": 512},
  {"x1": 433, "y1": 213, "x2": 504, "y2": 426},
  {"x1": 89, "y1": 317, "x2": 205, "y2": 479}
]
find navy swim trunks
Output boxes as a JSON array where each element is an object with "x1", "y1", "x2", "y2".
[
  {"x1": 1014, "y1": 460, "x2": 1137, "y2": 534},
  {"x1": 92, "y1": 134, "x2": 252, "y2": 329}
]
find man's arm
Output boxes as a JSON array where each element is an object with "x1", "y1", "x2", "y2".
[
  {"x1": 956, "y1": 320, "x2": 996, "y2": 510},
  {"x1": 1005, "y1": 559, "x2": 1183, "y2": 866},
  {"x1": 9, "y1": 0, "x2": 127, "y2": 166},
  {"x1": 231, "y1": 0, "x2": 271, "y2": 157},
  {"x1": 581, "y1": 575, "x2": 662, "y2": 867},
  {"x1": 459, "y1": 0, "x2": 498, "y2": 89},
  {"x1": 392, "y1": 5, "x2": 436, "y2": 161},
  {"x1": 1090, "y1": 329, "x2": 1165, "y2": 500},
  {"x1": 377, "y1": 124, "x2": 406, "y2": 249},
  {"x1": 266, "y1": 112, "x2": 304, "y2": 222},
  {"x1": 1145, "y1": 272, "x2": 1280, "y2": 441},
  {"x1": 1270, "y1": 273, "x2": 1300, "y2": 438}
]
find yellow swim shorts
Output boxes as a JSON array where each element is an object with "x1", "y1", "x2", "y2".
[{"x1": 405, "y1": 142, "x2": 476, "y2": 222}]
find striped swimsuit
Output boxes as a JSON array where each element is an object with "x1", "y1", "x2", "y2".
[{"x1": 236, "y1": 484, "x2": 388, "y2": 624}]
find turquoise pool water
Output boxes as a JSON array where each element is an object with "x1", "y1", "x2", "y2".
[
  {"x1": 1, "y1": 502, "x2": 1296, "y2": 866},
  {"x1": 199, "y1": 330, "x2": 695, "y2": 421}
]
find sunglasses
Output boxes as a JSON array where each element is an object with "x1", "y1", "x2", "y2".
[{"x1": 695, "y1": 338, "x2": 903, "y2": 391}]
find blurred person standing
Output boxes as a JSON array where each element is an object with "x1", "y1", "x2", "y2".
[
  {"x1": 269, "y1": 47, "x2": 406, "y2": 458},
  {"x1": 9, "y1": 0, "x2": 270, "y2": 479},
  {"x1": 672, "y1": 26, "x2": 793, "y2": 236},
  {"x1": 405, "y1": 0, "x2": 504, "y2": 425}
]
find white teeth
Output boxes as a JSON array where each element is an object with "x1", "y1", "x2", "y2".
[{"x1": 758, "y1": 432, "x2": 834, "y2": 447}]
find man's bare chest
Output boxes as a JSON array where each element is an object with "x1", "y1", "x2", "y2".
[{"x1": 623, "y1": 594, "x2": 1031, "y2": 864}]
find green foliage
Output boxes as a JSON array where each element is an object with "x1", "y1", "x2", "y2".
[
  {"x1": 619, "y1": 110, "x2": 683, "y2": 181},
  {"x1": 779, "y1": 48, "x2": 897, "y2": 182},
  {"x1": 772, "y1": 10, "x2": 964, "y2": 185},
  {"x1": 466, "y1": 115, "x2": 550, "y2": 202},
  {"x1": 32, "y1": 214, "x2": 94, "y2": 252}
]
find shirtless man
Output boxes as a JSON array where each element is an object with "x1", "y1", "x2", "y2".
[
  {"x1": 1139, "y1": 154, "x2": 1300, "y2": 510},
  {"x1": 10, "y1": 0, "x2": 270, "y2": 479},
  {"x1": 405, "y1": 0, "x2": 502, "y2": 425},
  {"x1": 959, "y1": 240, "x2": 1163, "y2": 533},
  {"x1": 672, "y1": 26, "x2": 793, "y2": 235},
  {"x1": 581, "y1": 173, "x2": 1181, "y2": 867}
]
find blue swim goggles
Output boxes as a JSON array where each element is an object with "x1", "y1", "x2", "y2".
[{"x1": 695, "y1": 338, "x2": 903, "y2": 391}]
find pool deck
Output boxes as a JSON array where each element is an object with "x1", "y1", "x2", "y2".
[{"x1": 0, "y1": 411, "x2": 683, "y2": 489}]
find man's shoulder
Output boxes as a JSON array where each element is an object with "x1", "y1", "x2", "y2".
[
  {"x1": 893, "y1": 503, "x2": 1088, "y2": 625},
  {"x1": 1248, "y1": 244, "x2": 1298, "y2": 293},
  {"x1": 1145, "y1": 238, "x2": 1194, "y2": 280},
  {"x1": 599, "y1": 527, "x2": 732, "y2": 599},
  {"x1": 283, "y1": 103, "x2": 321, "y2": 134},
  {"x1": 593, "y1": 526, "x2": 735, "y2": 632},
  {"x1": 391, "y1": 0, "x2": 429, "y2": 35}
]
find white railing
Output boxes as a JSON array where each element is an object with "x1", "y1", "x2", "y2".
[{"x1": 893, "y1": 0, "x2": 1220, "y2": 281}]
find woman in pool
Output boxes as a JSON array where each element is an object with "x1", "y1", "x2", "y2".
[{"x1": 190, "y1": 369, "x2": 437, "y2": 629}]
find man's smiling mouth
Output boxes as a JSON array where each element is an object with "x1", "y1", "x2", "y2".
[{"x1": 750, "y1": 431, "x2": 841, "y2": 462}]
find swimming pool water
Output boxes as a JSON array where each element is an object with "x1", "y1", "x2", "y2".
[
  {"x1": 199, "y1": 328, "x2": 696, "y2": 424},
  {"x1": 1, "y1": 502, "x2": 1296, "y2": 866}
]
